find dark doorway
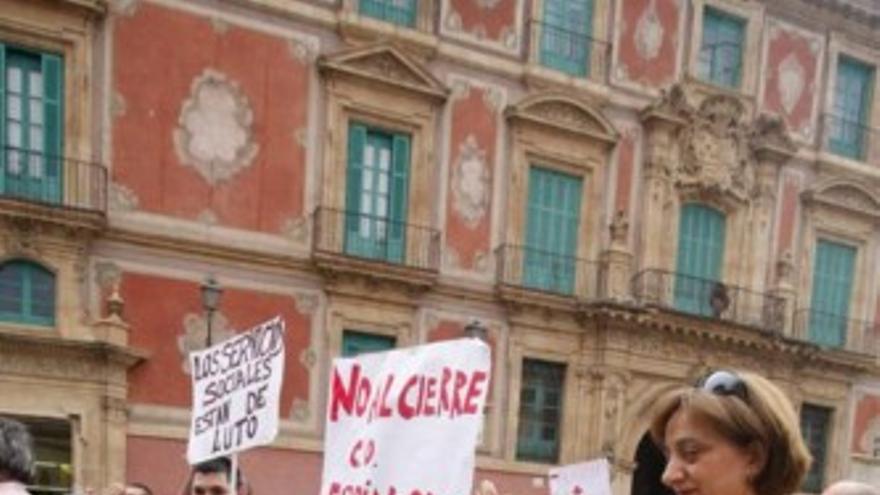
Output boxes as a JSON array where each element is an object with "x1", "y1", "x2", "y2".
[{"x1": 631, "y1": 434, "x2": 674, "y2": 495}]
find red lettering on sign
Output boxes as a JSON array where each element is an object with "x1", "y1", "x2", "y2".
[
  {"x1": 329, "y1": 364, "x2": 361, "y2": 421},
  {"x1": 463, "y1": 371, "x2": 487, "y2": 414}
]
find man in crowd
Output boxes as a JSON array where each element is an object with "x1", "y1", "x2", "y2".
[
  {"x1": 185, "y1": 457, "x2": 250, "y2": 495},
  {"x1": 0, "y1": 417, "x2": 34, "y2": 495}
]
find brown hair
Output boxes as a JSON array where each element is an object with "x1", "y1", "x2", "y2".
[{"x1": 649, "y1": 371, "x2": 811, "y2": 495}]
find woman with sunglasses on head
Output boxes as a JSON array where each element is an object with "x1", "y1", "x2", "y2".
[{"x1": 649, "y1": 370, "x2": 812, "y2": 495}]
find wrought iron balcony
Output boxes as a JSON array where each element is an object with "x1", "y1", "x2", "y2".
[
  {"x1": 0, "y1": 146, "x2": 107, "y2": 213},
  {"x1": 496, "y1": 244, "x2": 600, "y2": 300},
  {"x1": 820, "y1": 113, "x2": 878, "y2": 163},
  {"x1": 312, "y1": 207, "x2": 441, "y2": 283},
  {"x1": 529, "y1": 20, "x2": 612, "y2": 81},
  {"x1": 631, "y1": 269, "x2": 785, "y2": 333},
  {"x1": 792, "y1": 308, "x2": 878, "y2": 356}
]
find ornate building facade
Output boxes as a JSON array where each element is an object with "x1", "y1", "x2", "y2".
[{"x1": 1, "y1": 0, "x2": 879, "y2": 494}]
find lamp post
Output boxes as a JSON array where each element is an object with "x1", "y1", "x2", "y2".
[
  {"x1": 463, "y1": 319, "x2": 488, "y2": 342},
  {"x1": 201, "y1": 275, "x2": 223, "y2": 347}
]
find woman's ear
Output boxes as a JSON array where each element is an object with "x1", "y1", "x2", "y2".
[{"x1": 745, "y1": 441, "x2": 767, "y2": 480}]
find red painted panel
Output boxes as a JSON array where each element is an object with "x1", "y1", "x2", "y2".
[
  {"x1": 851, "y1": 392, "x2": 880, "y2": 454},
  {"x1": 123, "y1": 273, "x2": 311, "y2": 415},
  {"x1": 448, "y1": 0, "x2": 517, "y2": 44},
  {"x1": 776, "y1": 176, "x2": 800, "y2": 256},
  {"x1": 126, "y1": 436, "x2": 322, "y2": 495},
  {"x1": 617, "y1": 0, "x2": 680, "y2": 88},
  {"x1": 113, "y1": 3, "x2": 308, "y2": 233},
  {"x1": 762, "y1": 25, "x2": 819, "y2": 136},
  {"x1": 445, "y1": 86, "x2": 497, "y2": 271},
  {"x1": 614, "y1": 130, "x2": 637, "y2": 214}
]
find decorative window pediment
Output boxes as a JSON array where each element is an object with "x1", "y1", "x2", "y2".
[
  {"x1": 505, "y1": 93, "x2": 618, "y2": 145},
  {"x1": 803, "y1": 179, "x2": 880, "y2": 220},
  {"x1": 319, "y1": 43, "x2": 448, "y2": 102}
]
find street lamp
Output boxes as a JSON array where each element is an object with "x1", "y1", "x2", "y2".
[
  {"x1": 201, "y1": 275, "x2": 223, "y2": 347},
  {"x1": 463, "y1": 319, "x2": 488, "y2": 342}
]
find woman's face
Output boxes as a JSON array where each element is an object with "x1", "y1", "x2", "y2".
[{"x1": 661, "y1": 408, "x2": 759, "y2": 495}]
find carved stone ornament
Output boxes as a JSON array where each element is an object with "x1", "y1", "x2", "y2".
[
  {"x1": 777, "y1": 53, "x2": 805, "y2": 115},
  {"x1": 173, "y1": 69, "x2": 258, "y2": 185},
  {"x1": 806, "y1": 180, "x2": 880, "y2": 218},
  {"x1": 507, "y1": 94, "x2": 618, "y2": 144},
  {"x1": 635, "y1": 0, "x2": 664, "y2": 61},
  {"x1": 178, "y1": 312, "x2": 235, "y2": 374},
  {"x1": 451, "y1": 134, "x2": 490, "y2": 229},
  {"x1": 609, "y1": 209, "x2": 630, "y2": 247}
]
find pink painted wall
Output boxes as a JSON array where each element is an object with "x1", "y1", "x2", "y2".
[
  {"x1": 851, "y1": 392, "x2": 880, "y2": 454},
  {"x1": 445, "y1": 85, "x2": 497, "y2": 272},
  {"x1": 616, "y1": 0, "x2": 680, "y2": 88},
  {"x1": 761, "y1": 23, "x2": 821, "y2": 138},
  {"x1": 776, "y1": 175, "x2": 800, "y2": 257},
  {"x1": 447, "y1": 0, "x2": 518, "y2": 45},
  {"x1": 122, "y1": 272, "x2": 312, "y2": 416},
  {"x1": 614, "y1": 129, "x2": 638, "y2": 215},
  {"x1": 113, "y1": 3, "x2": 309, "y2": 233}
]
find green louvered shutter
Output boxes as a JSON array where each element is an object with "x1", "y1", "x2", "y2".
[
  {"x1": 540, "y1": 0, "x2": 593, "y2": 77},
  {"x1": 41, "y1": 52, "x2": 62, "y2": 204},
  {"x1": 829, "y1": 57, "x2": 874, "y2": 160},
  {"x1": 674, "y1": 204, "x2": 726, "y2": 315},
  {"x1": 360, "y1": 0, "x2": 417, "y2": 28},
  {"x1": 344, "y1": 123, "x2": 367, "y2": 257},
  {"x1": 341, "y1": 330, "x2": 396, "y2": 357},
  {"x1": 800, "y1": 404, "x2": 832, "y2": 493},
  {"x1": 698, "y1": 8, "x2": 745, "y2": 88},
  {"x1": 809, "y1": 240, "x2": 856, "y2": 348},
  {"x1": 387, "y1": 133, "x2": 409, "y2": 264},
  {"x1": 0, "y1": 260, "x2": 54, "y2": 327},
  {"x1": 516, "y1": 359, "x2": 565, "y2": 463},
  {"x1": 524, "y1": 166, "x2": 582, "y2": 295}
]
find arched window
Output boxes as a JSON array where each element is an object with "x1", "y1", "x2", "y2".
[
  {"x1": 0, "y1": 259, "x2": 55, "y2": 326},
  {"x1": 674, "y1": 203, "x2": 727, "y2": 315}
]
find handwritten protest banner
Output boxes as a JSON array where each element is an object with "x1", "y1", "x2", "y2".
[
  {"x1": 187, "y1": 316, "x2": 285, "y2": 464},
  {"x1": 320, "y1": 339, "x2": 491, "y2": 495},
  {"x1": 548, "y1": 459, "x2": 613, "y2": 495}
]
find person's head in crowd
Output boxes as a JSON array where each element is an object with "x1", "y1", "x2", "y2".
[
  {"x1": 0, "y1": 417, "x2": 34, "y2": 485},
  {"x1": 822, "y1": 481, "x2": 880, "y2": 495},
  {"x1": 123, "y1": 483, "x2": 153, "y2": 495},
  {"x1": 650, "y1": 370, "x2": 811, "y2": 495},
  {"x1": 185, "y1": 457, "x2": 249, "y2": 495}
]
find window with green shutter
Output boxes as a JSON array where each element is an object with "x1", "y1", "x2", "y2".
[
  {"x1": 1, "y1": 45, "x2": 63, "y2": 204},
  {"x1": 674, "y1": 204, "x2": 726, "y2": 316},
  {"x1": 523, "y1": 166, "x2": 582, "y2": 295},
  {"x1": 0, "y1": 259, "x2": 55, "y2": 326},
  {"x1": 698, "y1": 7, "x2": 745, "y2": 88},
  {"x1": 808, "y1": 239, "x2": 856, "y2": 348},
  {"x1": 341, "y1": 330, "x2": 396, "y2": 357},
  {"x1": 829, "y1": 56, "x2": 874, "y2": 160},
  {"x1": 516, "y1": 359, "x2": 564, "y2": 463},
  {"x1": 359, "y1": 0, "x2": 417, "y2": 28},
  {"x1": 540, "y1": 0, "x2": 594, "y2": 76},
  {"x1": 800, "y1": 404, "x2": 832, "y2": 493},
  {"x1": 344, "y1": 123, "x2": 410, "y2": 264}
]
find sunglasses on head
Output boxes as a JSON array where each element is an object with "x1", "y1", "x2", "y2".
[{"x1": 696, "y1": 370, "x2": 748, "y2": 401}]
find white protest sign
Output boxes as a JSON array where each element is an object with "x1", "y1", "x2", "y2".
[
  {"x1": 320, "y1": 339, "x2": 491, "y2": 495},
  {"x1": 548, "y1": 459, "x2": 613, "y2": 495},
  {"x1": 187, "y1": 316, "x2": 285, "y2": 464}
]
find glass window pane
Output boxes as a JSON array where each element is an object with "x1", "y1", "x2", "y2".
[
  {"x1": 379, "y1": 148, "x2": 391, "y2": 172},
  {"x1": 29, "y1": 72, "x2": 43, "y2": 97},
  {"x1": 7, "y1": 67, "x2": 22, "y2": 93},
  {"x1": 8, "y1": 95, "x2": 21, "y2": 120},
  {"x1": 8, "y1": 124, "x2": 22, "y2": 148},
  {"x1": 30, "y1": 99, "x2": 43, "y2": 125}
]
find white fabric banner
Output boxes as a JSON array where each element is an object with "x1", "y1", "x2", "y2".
[
  {"x1": 548, "y1": 459, "x2": 613, "y2": 495},
  {"x1": 187, "y1": 316, "x2": 286, "y2": 464},
  {"x1": 320, "y1": 339, "x2": 491, "y2": 495}
]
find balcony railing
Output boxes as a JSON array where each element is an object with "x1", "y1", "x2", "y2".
[
  {"x1": 529, "y1": 20, "x2": 611, "y2": 81},
  {"x1": 631, "y1": 269, "x2": 785, "y2": 332},
  {"x1": 0, "y1": 146, "x2": 107, "y2": 212},
  {"x1": 497, "y1": 244, "x2": 600, "y2": 299},
  {"x1": 312, "y1": 207, "x2": 440, "y2": 272},
  {"x1": 820, "y1": 113, "x2": 878, "y2": 162},
  {"x1": 793, "y1": 308, "x2": 879, "y2": 355}
]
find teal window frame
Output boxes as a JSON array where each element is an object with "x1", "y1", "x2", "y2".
[
  {"x1": 0, "y1": 259, "x2": 55, "y2": 326},
  {"x1": 674, "y1": 204, "x2": 726, "y2": 316},
  {"x1": 359, "y1": 0, "x2": 417, "y2": 28},
  {"x1": 697, "y1": 7, "x2": 745, "y2": 88},
  {"x1": 516, "y1": 358, "x2": 565, "y2": 463},
  {"x1": 341, "y1": 330, "x2": 396, "y2": 357},
  {"x1": 829, "y1": 56, "x2": 874, "y2": 160},
  {"x1": 344, "y1": 122, "x2": 410, "y2": 264},
  {"x1": 0, "y1": 43, "x2": 64, "y2": 204},
  {"x1": 800, "y1": 404, "x2": 831, "y2": 493},
  {"x1": 539, "y1": 0, "x2": 594, "y2": 77},
  {"x1": 523, "y1": 166, "x2": 582, "y2": 296},
  {"x1": 808, "y1": 239, "x2": 856, "y2": 348}
]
